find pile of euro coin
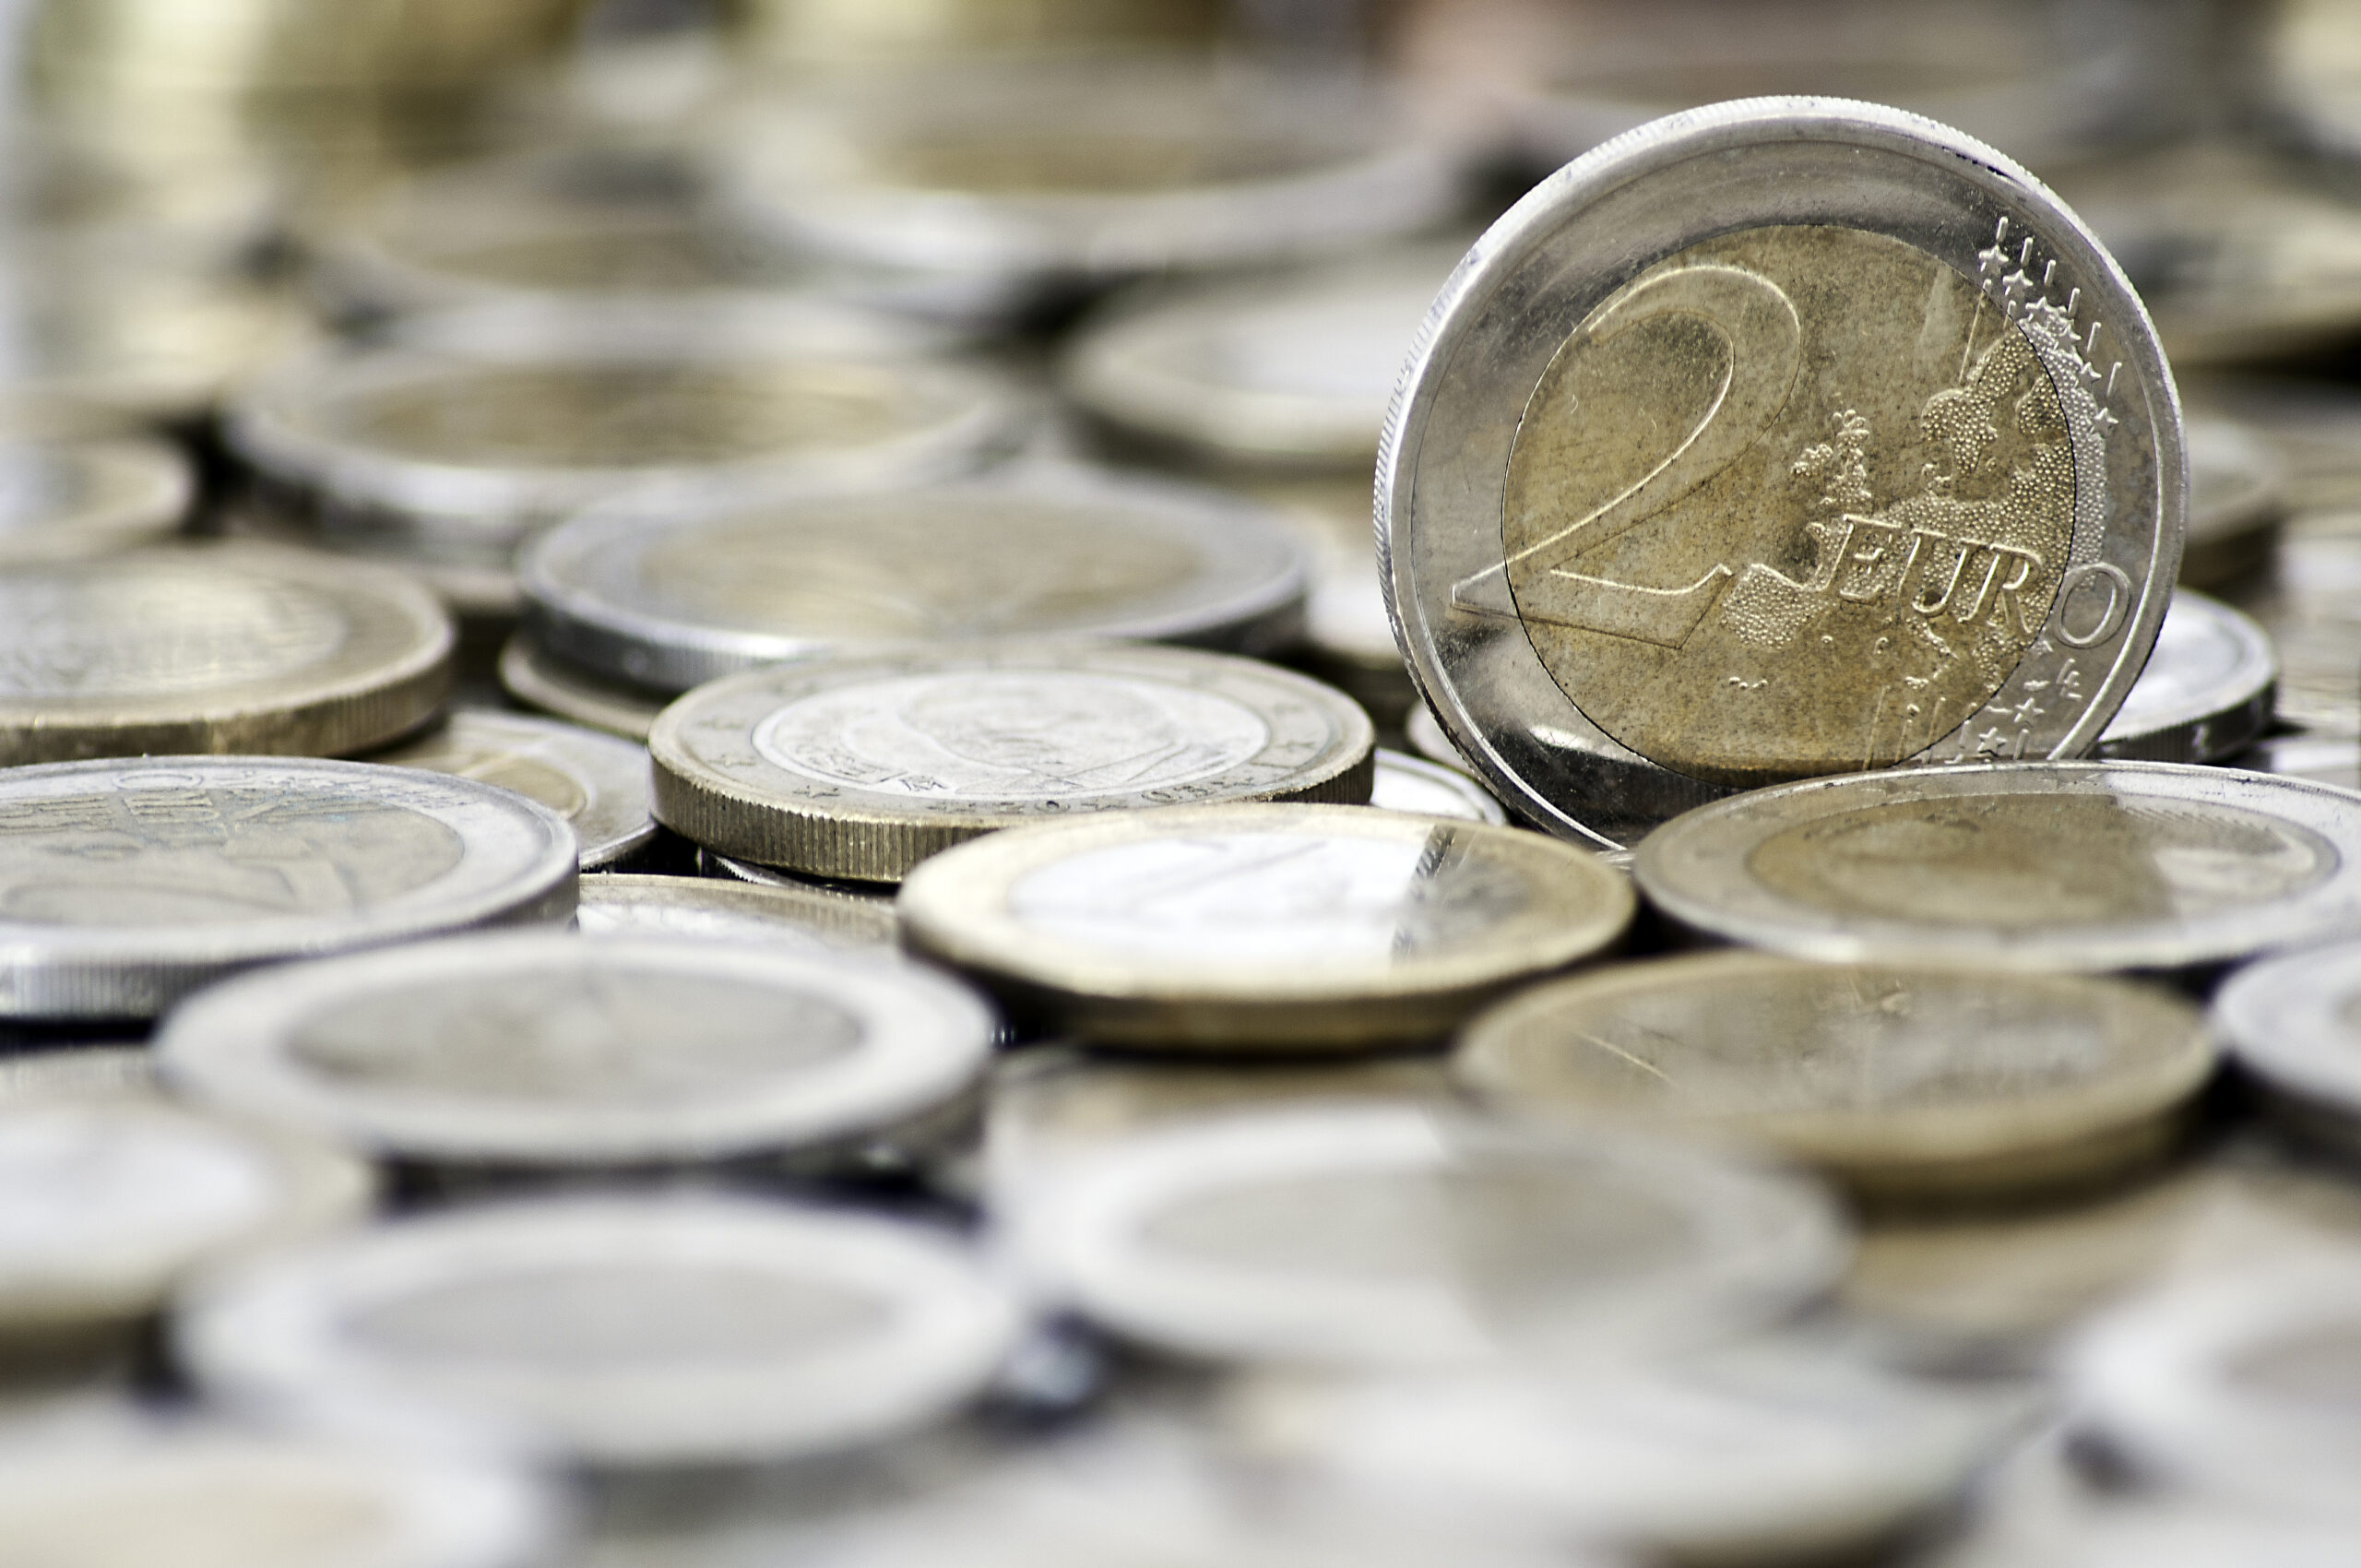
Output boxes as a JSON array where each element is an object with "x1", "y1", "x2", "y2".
[{"x1": 20, "y1": 1, "x2": 2361, "y2": 1564}]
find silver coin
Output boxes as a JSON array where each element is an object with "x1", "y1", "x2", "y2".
[
  {"x1": 2094, "y1": 591, "x2": 2275, "y2": 763},
  {"x1": 158, "y1": 932, "x2": 993, "y2": 1172},
  {"x1": 366, "y1": 707, "x2": 655, "y2": 870},
  {"x1": 1368, "y1": 749, "x2": 1506, "y2": 825},
  {"x1": 1633, "y1": 761, "x2": 2361, "y2": 973},
  {"x1": 1239, "y1": 473, "x2": 1404, "y2": 678},
  {"x1": 2236, "y1": 732, "x2": 2361, "y2": 793},
  {"x1": 1405, "y1": 701, "x2": 1476, "y2": 773},
  {"x1": 575, "y1": 873, "x2": 898, "y2": 949},
  {"x1": 999, "y1": 1104, "x2": 1845, "y2": 1367},
  {"x1": 223, "y1": 496, "x2": 525, "y2": 624},
  {"x1": 2213, "y1": 939, "x2": 2361, "y2": 1150},
  {"x1": 0, "y1": 434, "x2": 188, "y2": 562},
  {"x1": 496, "y1": 632, "x2": 662, "y2": 741},
  {"x1": 520, "y1": 466, "x2": 1309, "y2": 694},
  {"x1": 701, "y1": 852, "x2": 898, "y2": 907},
  {"x1": 0, "y1": 1422, "x2": 558, "y2": 1568},
  {"x1": 0, "y1": 1044, "x2": 153, "y2": 1102},
  {"x1": 0, "y1": 756, "x2": 578, "y2": 1019},
  {"x1": 176, "y1": 1193, "x2": 1024, "y2": 1467},
  {"x1": 1385, "y1": 99, "x2": 2180, "y2": 852},
  {"x1": 649, "y1": 642, "x2": 1375, "y2": 883},
  {"x1": 2181, "y1": 414, "x2": 2284, "y2": 588}
]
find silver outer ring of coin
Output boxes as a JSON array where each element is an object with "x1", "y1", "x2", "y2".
[
  {"x1": 575, "y1": 873, "x2": 899, "y2": 947},
  {"x1": 228, "y1": 303, "x2": 1030, "y2": 542},
  {"x1": 2094, "y1": 591, "x2": 2275, "y2": 763},
  {"x1": 1370, "y1": 748, "x2": 1508, "y2": 825},
  {"x1": 0, "y1": 434, "x2": 190, "y2": 562},
  {"x1": 364, "y1": 707, "x2": 656, "y2": 870},
  {"x1": 176, "y1": 1194, "x2": 1024, "y2": 1467},
  {"x1": 0, "y1": 543, "x2": 456, "y2": 765},
  {"x1": 999, "y1": 1105, "x2": 1846, "y2": 1368},
  {"x1": 1633, "y1": 760, "x2": 2361, "y2": 973},
  {"x1": 0, "y1": 757, "x2": 579, "y2": 1019},
  {"x1": 497, "y1": 633, "x2": 661, "y2": 741},
  {"x1": 1382, "y1": 97, "x2": 2183, "y2": 854},
  {"x1": 2213, "y1": 939, "x2": 2361, "y2": 1128},
  {"x1": 0, "y1": 1425, "x2": 560, "y2": 1568},
  {"x1": 519, "y1": 466, "x2": 1311, "y2": 694},
  {"x1": 649, "y1": 643, "x2": 1377, "y2": 883},
  {"x1": 157, "y1": 932, "x2": 994, "y2": 1168}
]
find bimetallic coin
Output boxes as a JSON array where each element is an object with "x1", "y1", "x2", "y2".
[
  {"x1": 497, "y1": 632, "x2": 661, "y2": 741},
  {"x1": 1369, "y1": 750, "x2": 1506, "y2": 825},
  {"x1": 1633, "y1": 762, "x2": 2361, "y2": 973},
  {"x1": 0, "y1": 1424, "x2": 558, "y2": 1568},
  {"x1": 521, "y1": 467, "x2": 1310, "y2": 695},
  {"x1": 899, "y1": 803, "x2": 1634, "y2": 1051},
  {"x1": 0, "y1": 434, "x2": 188, "y2": 562},
  {"x1": 368, "y1": 708, "x2": 654, "y2": 870},
  {"x1": 177, "y1": 1194, "x2": 1025, "y2": 1467},
  {"x1": 2094, "y1": 591, "x2": 2274, "y2": 763},
  {"x1": 2181, "y1": 415, "x2": 2284, "y2": 588},
  {"x1": 159, "y1": 932, "x2": 993, "y2": 1173},
  {"x1": 1386, "y1": 99, "x2": 2179, "y2": 850},
  {"x1": 2213, "y1": 940, "x2": 2361, "y2": 1154},
  {"x1": 0, "y1": 756, "x2": 577, "y2": 1019},
  {"x1": 651, "y1": 644, "x2": 1375, "y2": 884},
  {"x1": 575, "y1": 873, "x2": 897, "y2": 949},
  {"x1": 1457, "y1": 955, "x2": 2215, "y2": 1200},
  {"x1": 1000, "y1": 1105, "x2": 1845, "y2": 1367},
  {"x1": 0, "y1": 543, "x2": 453, "y2": 764}
]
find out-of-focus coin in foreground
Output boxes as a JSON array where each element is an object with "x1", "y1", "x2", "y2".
[
  {"x1": 2094, "y1": 591, "x2": 2273, "y2": 763},
  {"x1": 0, "y1": 757, "x2": 577, "y2": 1019},
  {"x1": 1369, "y1": 749, "x2": 1505, "y2": 825},
  {"x1": 2213, "y1": 939, "x2": 2361, "y2": 1154},
  {"x1": 0, "y1": 1423, "x2": 557, "y2": 1568},
  {"x1": 177, "y1": 1194, "x2": 1024, "y2": 1467},
  {"x1": 1000, "y1": 1105, "x2": 1845, "y2": 1367},
  {"x1": 0, "y1": 434, "x2": 189, "y2": 562},
  {"x1": 1386, "y1": 99, "x2": 2179, "y2": 850},
  {"x1": 0, "y1": 544, "x2": 453, "y2": 764},
  {"x1": 367, "y1": 707, "x2": 654, "y2": 870},
  {"x1": 1457, "y1": 954, "x2": 2214, "y2": 1201},
  {"x1": 2180, "y1": 414, "x2": 2284, "y2": 588},
  {"x1": 651, "y1": 643, "x2": 1374, "y2": 884},
  {"x1": 158, "y1": 932, "x2": 993, "y2": 1175},
  {"x1": 1634, "y1": 762, "x2": 2361, "y2": 974},
  {"x1": 520, "y1": 467, "x2": 1309, "y2": 695},
  {"x1": 575, "y1": 873, "x2": 897, "y2": 949},
  {"x1": 900, "y1": 803, "x2": 1633, "y2": 1050},
  {"x1": 496, "y1": 631, "x2": 663, "y2": 740}
]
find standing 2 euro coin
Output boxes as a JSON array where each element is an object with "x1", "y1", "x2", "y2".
[{"x1": 1384, "y1": 98, "x2": 2181, "y2": 851}]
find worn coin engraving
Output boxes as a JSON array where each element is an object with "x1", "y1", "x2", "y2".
[{"x1": 0, "y1": 562, "x2": 346, "y2": 698}]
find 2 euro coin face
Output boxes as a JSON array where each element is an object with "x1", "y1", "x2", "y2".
[{"x1": 1383, "y1": 98, "x2": 2182, "y2": 850}]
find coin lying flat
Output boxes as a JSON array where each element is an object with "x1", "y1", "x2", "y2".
[
  {"x1": 2180, "y1": 415, "x2": 2284, "y2": 588},
  {"x1": 2212, "y1": 939, "x2": 2361, "y2": 1153},
  {"x1": 999, "y1": 1105, "x2": 1845, "y2": 1367},
  {"x1": 0, "y1": 756, "x2": 577, "y2": 1019},
  {"x1": 0, "y1": 1044, "x2": 154, "y2": 1102},
  {"x1": 651, "y1": 644, "x2": 1375, "y2": 884},
  {"x1": 1457, "y1": 954, "x2": 2214, "y2": 1201},
  {"x1": 575, "y1": 873, "x2": 896, "y2": 949},
  {"x1": 520, "y1": 467, "x2": 1309, "y2": 695},
  {"x1": 366, "y1": 707, "x2": 654, "y2": 870},
  {"x1": 0, "y1": 434, "x2": 189, "y2": 562},
  {"x1": 1386, "y1": 99, "x2": 2179, "y2": 850},
  {"x1": 2236, "y1": 732, "x2": 2361, "y2": 794},
  {"x1": 496, "y1": 631, "x2": 662, "y2": 740},
  {"x1": 0, "y1": 543, "x2": 453, "y2": 764},
  {"x1": 2094, "y1": 591, "x2": 2274, "y2": 763},
  {"x1": 158, "y1": 932, "x2": 993, "y2": 1173},
  {"x1": 177, "y1": 1194, "x2": 1024, "y2": 1467},
  {"x1": 900, "y1": 803, "x2": 1633, "y2": 1050},
  {"x1": 1369, "y1": 750, "x2": 1506, "y2": 825},
  {"x1": 1634, "y1": 762, "x2": 2361, "y2": 973},
  {"x1": 701, "y1": 851, "x2": 899, "y2": 906},
  {"x1": 1240, "y1": 474, "x2": 1413, "y2": 719},
  {"x1": 0, "y1": 1424, "x2": 558, "y2": 1568}
]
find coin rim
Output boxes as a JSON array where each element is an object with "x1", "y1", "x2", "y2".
[{"x1": 2094, "y1": 590, "x2": 2277, "y2": 763}]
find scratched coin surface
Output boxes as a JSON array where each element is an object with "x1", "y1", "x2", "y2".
[
  {"x1": 1457, "y1": 953, "x2": 2214, "y2": 1200},
  {"x1": 898, "y1": 802, "x2": 1633, "y2": 1049},
  {"x1": 0, "y1": 756, "x2": 578, "y2": 1019},
  {"x1": 651, "y1": 643, "x2": 1375, "y2": 883},
  {"x1": 367, "y1": 707, "x2": 655, "y2": 869},
  {"x1": 2094, "y1": 590, "x2": 2274, "y2": 763},
  {"x1": 1634, "y1": 762, "x2": 2361, "y2": 973},
  {"x1": 574, "y1": 873, "x2": 897, "y2": 950},
  {"x1": 158, "y1": 932, "x2": 994, "y2": 1172},
  {"x1": 0, "y1": 543, "x2": 454, "y2": 764},
  {"x1": 522, "y1": 468, "x2": 1309, "y2": 694},
  {"x1": 0, "y1": 434, "x2": 190, "y2": 562},
  {"x1": 1385, "y1": 99, "x2": 2179, "y2": 849}
]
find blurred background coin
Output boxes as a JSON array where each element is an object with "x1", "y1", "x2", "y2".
[
  {"x1": 1457, "y1": 954, "x2": 2217, "y2": 1202},
  {"x1": 496, "y1": 630, "x2": 665, "y2": 740},
  {"x1": 0, "y1": 543, "x2": 452, "y2": 764},
  {"x1": 0, "y1": 1044, "x2": 154, "y2": 1103},
  {"x1": 1386, "y1": 99, "x2": 2180, "y2": 850},
  {"x1": 2213, "y1": 939, "x2": 2361, "y2": 1157},
  {"x1": 698, "y1": 852, "x2": 900, "y2": 906},
  {"x1": 0, "y1": 756, "x2": 576, "y2": 1020},
  {"x1": 573, "y1": 872, "x2": 897, "y2": 949},
  {"x1": 2236, "y1": 731, "x2": 2361, "y2": 793},
  {"x1": 2093, "y1": 590, "x2": 2276, "y2": 763},
  {"x1": 0, "y1": 434, "x2": 189, "y2": 563},
  {"x1": 650, "y1": 642, "x2": 1375, "y2": 884},
  {"x1": 1367, "y1": 749, "x2": 1506, "y2": 824},
  {"x1": 1634, "y1": 761, "x2": 2361, "y2": 974},
  {"x1": 158, "y1": 932, "x2": 995, "y2": 1180},
  {"x1": 2178, "y1": 415, "x2": 2286, "y2": 588},
  {"x1": 178, "y1": 1193, "x2": 1024, "y2": 1468},
  {"x1": 366, "y1": 707, "x2": 654, "y2": 871},
  {"x1": 899, "y1": 803, "x2": 1633, "y2": 1050}
]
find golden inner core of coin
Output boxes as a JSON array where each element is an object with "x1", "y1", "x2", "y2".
[{"x1": 1501, "y1": 224, "x2": 2073, "y2": 785}]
